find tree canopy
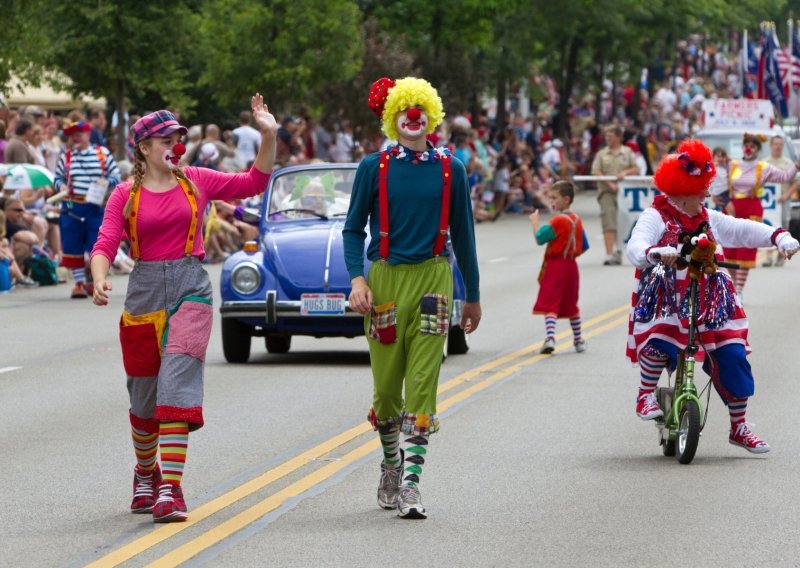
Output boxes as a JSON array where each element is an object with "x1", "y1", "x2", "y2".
[{"x1": 3, "y1": 0, "x2": 792, "y2": 138}]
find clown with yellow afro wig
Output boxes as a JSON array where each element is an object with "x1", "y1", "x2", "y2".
[
  {"x1": 368, "y1": 77, "x2": 445, "y2": 141},
  {"x1": 343, "y1": 76, "x2": 482, "y2": 519}
]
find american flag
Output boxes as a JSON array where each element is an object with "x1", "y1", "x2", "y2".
[{"x1": 775, "y1": 49, "x2": 800, "y2": 92}]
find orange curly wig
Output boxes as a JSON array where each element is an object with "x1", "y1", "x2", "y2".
[{"x1": 653, "y1": 139, "x2": 717, "y2": 197}]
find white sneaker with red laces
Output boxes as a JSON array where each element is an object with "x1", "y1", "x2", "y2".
[
  {"x1": 729, "y1": 422, "x2": 770, "y2": 453},
  {"x1": 636, "y1": 392, "x2": 663, "y2": 420}
]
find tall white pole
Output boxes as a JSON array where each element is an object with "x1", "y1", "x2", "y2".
[
  {"x1": 741, "y1": 29, "x2": 747, "y2": 98},
  {"x1": 789, "y1": 19, "x2": 798, "y2": 125}
]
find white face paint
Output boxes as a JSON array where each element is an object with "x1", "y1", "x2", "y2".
[
  {"x1": 395, "y1": 107, "x2": 428, "y2": 141},
  {"x1": 161, "y1": 147, "x2": 182, "y2": 170}
]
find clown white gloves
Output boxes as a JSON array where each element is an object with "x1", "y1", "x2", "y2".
[
  {"x1": 775, "y1": 232, "x2": 800, "y2": 258},
  {"x1": 647, "y1": 246, "x2": 679, "y2": 265}
]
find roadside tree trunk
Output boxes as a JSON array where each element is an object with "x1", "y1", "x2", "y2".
[{"x1": 115, "y1": 78, "x2": 126, "y2": 162}]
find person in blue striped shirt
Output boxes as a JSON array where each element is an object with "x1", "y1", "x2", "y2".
[{"x1": 54, "y1": 121, "x2": 120, "y2": 298}]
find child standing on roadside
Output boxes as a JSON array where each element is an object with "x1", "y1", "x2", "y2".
[{"x1": 529, "y1": 181, "x2": 588, "y2": 354}]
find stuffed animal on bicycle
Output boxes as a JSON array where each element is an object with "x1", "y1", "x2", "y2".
[
  {"x1": 626, "y1": 138, "x2": 800, "y2": 456},
  {"x1": 676, "y1": 222, "x2": 718, "y2": 279}
]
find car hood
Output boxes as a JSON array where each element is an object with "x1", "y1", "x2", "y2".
[{"x1": 263, "y1": 220, "x2": 353, "y2": 297}]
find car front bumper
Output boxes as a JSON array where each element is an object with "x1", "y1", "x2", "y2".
[{"x1": 221, "y1": 291, "x2": 464, "y2": 326}]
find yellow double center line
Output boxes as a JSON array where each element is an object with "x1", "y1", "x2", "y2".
[{"x1": 89, "y1": 303, "x2": 630, "y2": 567}]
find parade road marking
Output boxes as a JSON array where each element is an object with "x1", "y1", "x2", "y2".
[
  {"x1": 488, "y1": 256, "x2": 510, "y2": 263},
  {"x1": 0, "y1": 366, "x2": 22, "y2": 374},
  {"x1": 87, "y1": 303, "x2": 630, "y2": 568}
]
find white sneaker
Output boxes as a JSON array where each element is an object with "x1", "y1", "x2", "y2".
[
  {"x1": 574, "y1": 339, "x2": 587, "y2": 353},
  {"x1": 540, "y1": 337, "x2": 556, "y2": 354},
  {"x1": 397, "y1": 484, "x2": 426, "y2": 519}
]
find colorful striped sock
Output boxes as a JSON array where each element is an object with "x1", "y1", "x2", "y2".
[
  {"x1": 569, "y1": 316, "x2": 582, "y2": 342},
  {"x1": 159, "y1": 421, "x2": 189, "y2": 485},
  {"x1": 132, "y1": 426, "x2": 159, "y2": 472},
  {"x1": 401, "y1": 434, "x2": 428, "y2": 486},
  {"x1": 544, "y1": 314, "x2": 557, "y2": 339},
  {"x1": 734, "y1": 269, "x2": 748, "y2": 294},
  {"x1": 639, "y1": 347, "x2": 668, "y2": 395},
  {"x1": 377, "y1": 423, "x2": 401, "y2": 467},
  {"x1": 72, "y1": 268, "x2": 86, "y2": 284},
  {"x1": 728, "y1": 397, "x2": 748, "y2": 427}
]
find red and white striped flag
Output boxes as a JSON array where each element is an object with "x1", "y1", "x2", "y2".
[{"x1": 775, "y1": 48, "x2": 800, "y2": 92}]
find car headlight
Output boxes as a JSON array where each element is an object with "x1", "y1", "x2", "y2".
[{"x1": 231, "y1": 262, "x2": 261, "y2": 294}]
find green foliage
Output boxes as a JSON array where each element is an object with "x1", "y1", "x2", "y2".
[
  {"x1": 194, "y1": 0, "x2": 363, "y2": 109},
  {"x1": 46, "y1": 0, "x2": 196, "y2": 112},
  {"x1": 0, "y1": 0, "x2": 52, "y2": 97},
  {"x1": 0, "y1": 0, "x2": 795, "y2": 133}
]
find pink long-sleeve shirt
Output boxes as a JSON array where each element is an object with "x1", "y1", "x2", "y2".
[
  {"x1": 91, "y1": 166, "x2": 270, "y2": 263},
  {"x1": 729, "y1": 160, "x2": 798, "y2": 197}
]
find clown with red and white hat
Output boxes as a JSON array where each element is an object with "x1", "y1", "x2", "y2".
[
  {"x1": 344, "y1": 77, "x2": 481, "y2": 518},
  {"x1": 626, "y1": 139, "x2": 799, "y2": 454},
  {"x1": 54, "y1": 120, "x2": 121, "y2": 298}
]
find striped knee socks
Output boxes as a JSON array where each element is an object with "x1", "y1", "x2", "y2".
[
  {"x1": 569, "y1": 316, "x2": 582, "y2": 343},
  {"x1": 639, "y1": 347, "x2": 668, "y2": 395},
  {"x1": 544, "y1": 314, "x2": 557, "y2": 339},
  {"x1": 132, "y1": 426, "x2": 159, "y2": 472},
  {"x1": 72, "y1": 268, "x2": 86, "y2": 284},
  {"x1": 159, "y1": 421, "x2": 189, "y2": 485},
  {"x1": 401, "y1": 434, "x2": 429, "y2": 486},
  {"x1": 728, "y1": 398, "x2": 748, "y2": 427},
  {"x1": 733, "y1": 268, "x2": 748, "y2": 294}
]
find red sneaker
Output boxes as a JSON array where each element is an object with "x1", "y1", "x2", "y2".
[
  {"x1": 70, "y1": 283, "x2": 88, "y2": 299},
  {"x1": 636, "y1": 392, "x2": 663, "y2": 420},
  {"x1": 729, "y1": 422, "x2": 770, "y2": 454},
  {"x1": 130, "y1": 464, "x2": 162, "y2": 514},
  {"x1": 84, "y1": 282, "x2": 94, "y2": 296},
  {"x1": 153, "y1": 482, "x2": 188, "y2": 523}
]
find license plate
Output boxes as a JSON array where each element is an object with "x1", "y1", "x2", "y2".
[{"x1": 301, "y1": 293, "x2": 346, "y2": 316}]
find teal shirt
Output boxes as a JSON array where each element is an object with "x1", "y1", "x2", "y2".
[{"x1": 343, "y1": 150, "x2": 480, "y2": 302}]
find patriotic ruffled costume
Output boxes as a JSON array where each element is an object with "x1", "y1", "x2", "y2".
[{"x1": 626, "y1": 139, "x2": 799, "y2": 453}]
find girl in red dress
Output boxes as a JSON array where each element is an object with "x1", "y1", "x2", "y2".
[{"x1": 529, "y1": 181, "x2": 589, "y2": 354}]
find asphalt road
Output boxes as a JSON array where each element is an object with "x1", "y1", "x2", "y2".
[{"x1": 2, "y1": 191, "x2": 799, "y2": 567}]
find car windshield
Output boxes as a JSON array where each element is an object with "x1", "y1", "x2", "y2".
[
  {"x1": 695, "y1": 133, "x2": 796, "y2": 161},
  {"x1": 267, "y1": 169, "x2": 356, "y2": 220}
]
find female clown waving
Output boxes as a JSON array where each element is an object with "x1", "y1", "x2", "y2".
[{"x1": 89, "y1": 95, "x2": 277, "y2": 523}]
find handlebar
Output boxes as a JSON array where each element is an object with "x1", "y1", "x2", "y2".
[{"x1": 651, "y1": 252, "x2": 740, "y2": 270}]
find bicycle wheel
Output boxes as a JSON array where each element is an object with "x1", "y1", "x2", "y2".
[
  {"x1": 662, "y1": 437, "x2": 676, "y2": 456},
  {"x1": 675, "y1": 399, "x2": 701, "y2": 464}
]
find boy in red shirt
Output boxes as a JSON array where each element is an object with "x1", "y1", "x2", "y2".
[{"x1": 529, "y1": 181, "x2": 589, "y2": 354}]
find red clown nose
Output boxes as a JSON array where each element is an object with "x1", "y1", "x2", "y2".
[
  {"x1": 172, "y1": 143, "x2": 186, "y2": 156},
  {"x1": 406, "y1": 108, "x2": 421, "y2": 121},
  {"x1": 698, "y1": 237, "x2": 710, "y2": 249}
]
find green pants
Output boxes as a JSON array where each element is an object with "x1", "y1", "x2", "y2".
[{"x1": 365, "y1": 257, "x2": 453, "y2": 436}]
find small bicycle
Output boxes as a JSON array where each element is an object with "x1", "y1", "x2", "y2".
[{"x1": 650, "y1": 232, "x2": 739, "y2": 465}]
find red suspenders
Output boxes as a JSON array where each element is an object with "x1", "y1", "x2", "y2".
[{"x1": 377, "y1": 150, "x2": 452, "y2": 260}]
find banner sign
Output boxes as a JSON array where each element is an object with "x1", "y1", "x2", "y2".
[{"x1": 701, "y1": 98, "x2": 774, "y2": 130}]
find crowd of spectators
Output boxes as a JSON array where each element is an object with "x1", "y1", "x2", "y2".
[{"x1": 0, "y1": 34, "x2": 791, "y2": 292}]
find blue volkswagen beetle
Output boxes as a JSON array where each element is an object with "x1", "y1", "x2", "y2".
[{"x1": 219, "y1": 163, "x2": 469, "y2": 363}]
